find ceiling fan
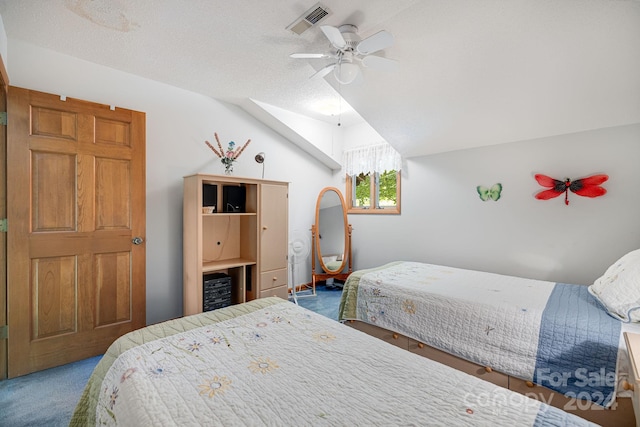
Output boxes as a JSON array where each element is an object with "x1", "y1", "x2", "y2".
[{"x1": 290, "y1": 24, "x2": 397, "y2": 84}]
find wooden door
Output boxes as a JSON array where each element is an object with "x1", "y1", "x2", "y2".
[
  {"x1": 257, "y1": 183, "x2": 288, "y2": 299},
  {"x1": 259, "y1": 183, "x2": 288, "y2": 272},
  {"x1": 6, "y1": 87, "x2": 146, "y2": 377},
  {"x1": 0, "y1": 58, "x2": 7, "y2": 380}
]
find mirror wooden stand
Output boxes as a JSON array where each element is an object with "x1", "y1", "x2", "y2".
[{"x1": 311, "y1": 187, "x2": 353, "y2": 290}]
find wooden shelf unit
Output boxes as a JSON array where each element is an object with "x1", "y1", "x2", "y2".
[{"x1": 183, "y1": 174, "x2": 289, "y2": 316}]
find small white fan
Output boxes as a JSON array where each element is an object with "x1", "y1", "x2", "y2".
[{"x1": 289, "y1": 230, "x2": 314, "y2": 304}]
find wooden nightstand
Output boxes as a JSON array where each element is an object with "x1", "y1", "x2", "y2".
[{"x1": 623, "y1": 332, "x2": 640, "y2": 427}]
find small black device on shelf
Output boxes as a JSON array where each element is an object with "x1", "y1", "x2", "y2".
[
  {"x1": 223, "y1": 185, "x2": 246, "y2": 213},
  {"x1": 203, "y1": 273, "x2": 232, "y2": 312},
  {"x1": 202, "y1": 184, "x2": 217, "y2": 211}
]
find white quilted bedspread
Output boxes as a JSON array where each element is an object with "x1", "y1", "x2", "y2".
[
  {"x1": 95, "y1": 300, "x2": 593, "y2": 426},
  {"x1": 354, "y1": 262, "x2": 557, "y2": 380}
]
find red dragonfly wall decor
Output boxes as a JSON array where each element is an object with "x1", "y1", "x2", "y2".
[{"x1": 534, "y1": 174, "x2": 609, "y2": 206}]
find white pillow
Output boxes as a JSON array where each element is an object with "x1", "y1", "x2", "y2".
[{"x1": 588, "y1": 249, "x2": 640, "y2": 322}]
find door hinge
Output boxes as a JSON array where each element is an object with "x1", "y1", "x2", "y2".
[
  {"x1": 0, "y1": 112, "x2": 6, "y2": 126},
  {"x1": 0, "y1": 325, "x2": 7, "y2": 340},
  {"x1": 0, "y1": 218, "x2": 6, "y2": 232}
]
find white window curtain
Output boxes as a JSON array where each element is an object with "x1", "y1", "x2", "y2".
[{"x1": 342, "y1": 143, "x2": 402, "y2": 176}]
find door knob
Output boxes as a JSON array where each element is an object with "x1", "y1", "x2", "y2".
[{"x1": 132, "y1": 237, "x2": 144, "y2": 245}]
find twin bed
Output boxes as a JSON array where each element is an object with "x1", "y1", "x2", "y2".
[
  {"x1": 71, "y1": 296, "x2": 597, "y2": 426},
  {"x1": 338, "y1": 250, "x2": 640, "y2": 426}
]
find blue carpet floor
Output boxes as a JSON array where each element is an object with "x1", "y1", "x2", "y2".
[
  {"x1": 0, "y1": 285, "x2": 342, "y2": 426},
  {"x1": 293, "y1": 283, "x2": 344, "y2": 320},
  {"x1": 0, "y1": 355, "x2": 102, "y2": 427}
]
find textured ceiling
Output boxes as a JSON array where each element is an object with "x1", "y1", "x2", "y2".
[{"x1": 1, "y1": 0, "x2": 638, "y2": 158}]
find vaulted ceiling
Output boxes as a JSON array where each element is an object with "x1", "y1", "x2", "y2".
[{"x1": 1, "y1": 0, "x2": 638, "y2": 158}]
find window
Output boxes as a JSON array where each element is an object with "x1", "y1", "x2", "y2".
[
  {"x1": 346, "y1": 170, "x2": 401, "y2": 214},
  {"x1": 342, "y1": 142, "x2": 402, "y2": 214}
]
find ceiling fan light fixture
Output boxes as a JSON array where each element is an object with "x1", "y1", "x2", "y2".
[
  {"x1": 291, "y1": 23, "x2": 395, "y2": 84},
  {"x1": 334, "y1": 62, "x2": 359, "y2": 84}
]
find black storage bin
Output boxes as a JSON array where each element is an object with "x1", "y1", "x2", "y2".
[{"x1": 203, "y1": 273, "x2": 232, "y2": 312}]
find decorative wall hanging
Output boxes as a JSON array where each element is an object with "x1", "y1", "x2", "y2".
[
  {"x1": 205, "y1": 133, "x2": 251, "y2": 174},
  {"x1": 476, "y1": 183, "x2": 502, "y2": 201},
  {"x1": 534, "y1": 174, "x2": 608, "y2": 205}
]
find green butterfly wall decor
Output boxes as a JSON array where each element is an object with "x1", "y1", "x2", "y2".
[{"x1": 476, "y1": 183, "x2": 503, "y2": 201}]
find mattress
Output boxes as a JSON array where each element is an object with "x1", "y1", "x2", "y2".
[
  {"x1": 71, "y1": 297, "x2": 595, "y2": 426},
  {"x1": 338, "y1": 261, "x2": 640, "y2": 408}
]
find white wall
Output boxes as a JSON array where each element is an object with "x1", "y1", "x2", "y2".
[
  {"x1": 7, "y1": 39, "x2": 333, "y2": 324},
  {"x1": 0, "y1": 15, "x2": 7, "y2": 69},
  {"x1": 342, "y1": 121, "x2": 386, "y2": 150},
  {"x1": 348, "y1": 123, "x2": 640, "y2": 286}
]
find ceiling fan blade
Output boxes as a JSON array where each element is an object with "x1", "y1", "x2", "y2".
[
  {"x1": 290, "y1": 53, "x2": 330, "y2": 59},
  {"x1": 320, "y1": 25, "x2": 347, "y2": 50},
  {"x1": 356, "y1": 30, "x2": 394, "y2": 55},
  {"x1": 361, "y1": 55, "x2": 398, "y2": 72},
  {"x1": 310, "y1": 63, "x2": 336, "y2": 79}
]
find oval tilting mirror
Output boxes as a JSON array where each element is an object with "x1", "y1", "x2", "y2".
[{"x1": 314, "y1": 187, "x2": 348, "y2": 274}]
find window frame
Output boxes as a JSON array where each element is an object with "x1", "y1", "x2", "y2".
[{"x1": 346, "y1": 170, "x2": 401, "y2": 215}]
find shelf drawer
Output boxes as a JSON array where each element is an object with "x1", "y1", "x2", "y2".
[
  {"x1": 259, "y1": 284, "x2": 288, "y2": 299},
  {"x1": 260, "y1": 268, "x2": 287, "y2": 292}
]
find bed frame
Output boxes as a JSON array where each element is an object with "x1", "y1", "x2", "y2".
[{"x1": 346, "y1": 320, "x2": 635, "y2": 427}]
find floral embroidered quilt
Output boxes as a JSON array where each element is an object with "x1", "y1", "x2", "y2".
[{"x1": 86, "y1": 298, "x2": 594, "y2": 426}]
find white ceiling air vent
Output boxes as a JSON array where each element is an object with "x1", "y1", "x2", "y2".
[{"x1": 286, "y1": 3, "x2": 331, "y2": 35}]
